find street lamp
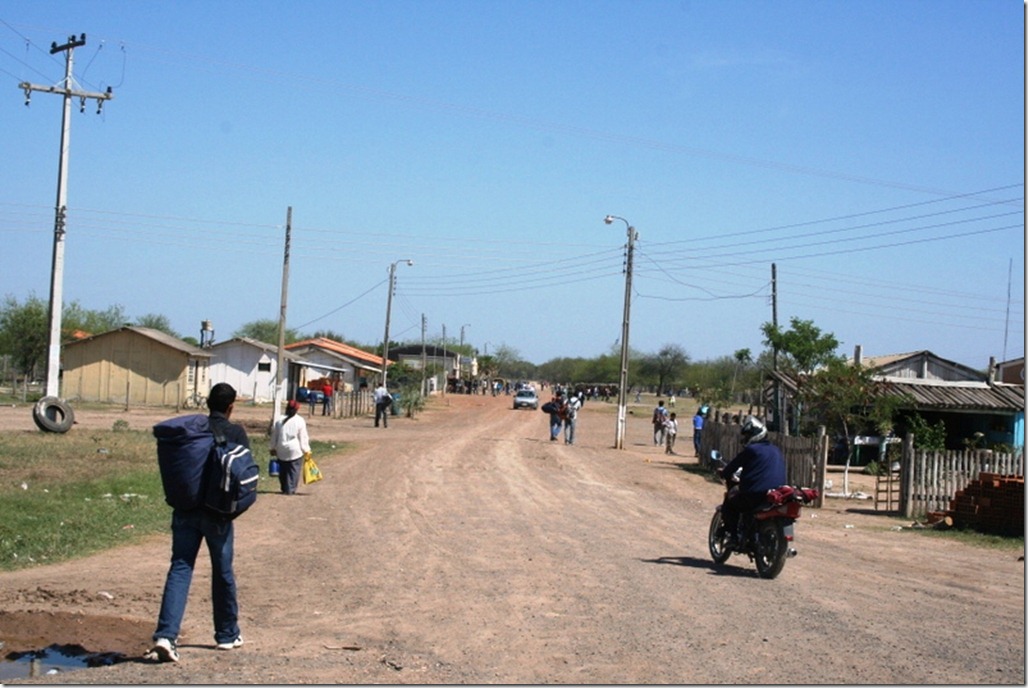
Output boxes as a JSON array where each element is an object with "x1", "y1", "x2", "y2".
[
  {"x1": 381, "y1": 258, "x2": 413, "y2": 388},
  {"x1": 604, "y1": 215, "x2": 638, "y2": 450}
]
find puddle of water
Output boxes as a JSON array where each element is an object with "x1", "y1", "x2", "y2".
[{"x1": 1, "y1": 643, "x2": 126, "y2": 681}]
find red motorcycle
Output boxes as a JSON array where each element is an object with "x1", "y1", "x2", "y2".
[{"x1": 707, "y1": 451, "x2": 819, "y2": 579}]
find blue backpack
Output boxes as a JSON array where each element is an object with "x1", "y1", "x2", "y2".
[
  {"x1": 203, "y1": 427, "x2": 259, "y2": 519},
  {"x1": 154, "y1": 414, "x2": 258, "y2": 519}
]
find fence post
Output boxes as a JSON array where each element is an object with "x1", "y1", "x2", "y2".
[
  {"x1": 814, "y1": 425, "x2": 827, "y2": 508},
  {"x1": 901, "y1": 432, "x2": 914, "y2": 518}
]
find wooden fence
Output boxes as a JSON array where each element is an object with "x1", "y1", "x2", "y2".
[
  {"x1": 302, "y1": 389, "x2": 375, "y2": 419},
  {"x1": 699, "y1": 418, "x2": 823, "y2": 501},
  {"x1": 699, "y1": 419, "x2": 1026, "y2": 518},
  {"x1": 900, "y1": 435, "x2": 1025, "y2": 517}
]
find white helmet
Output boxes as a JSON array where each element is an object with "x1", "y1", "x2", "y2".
[{"x1": 740, "y1": 416, "x2": 768, "y2": 445}]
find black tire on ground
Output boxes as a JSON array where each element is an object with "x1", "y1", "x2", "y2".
[
  {"x1": 32, "y1": 396, "x2": 75, "y2": 433},
  {"x1": 708, "y1": 510, "x2": 732, "y2": 564},
  {"x1": 753, "y1": 519, "x2": 788, "y2": 579}
]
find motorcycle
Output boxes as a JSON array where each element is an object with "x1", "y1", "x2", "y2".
[{"x1": 707, "y1": 450, "x2": 819, "y2": 579}]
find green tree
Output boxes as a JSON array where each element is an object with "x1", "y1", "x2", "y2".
[
  {"x1": 795, "y1": 358, "x2": 909, "y2": 494},
  {"x1": 234, "y1": 319, "x2": 299, "y2": 345},
  {"x1": 0, "y1": 294, "x2": 48, "y2": 379},
  {"x1": 641, "y1": 344, "x2": 689, "y2": 395},
  {"x1": 63, "y1": 301, "x2": 127, "y2": 336},
  {"x1": 731, "y1": 348, "x2": 752, "y2": 398},
  {"x1": 761, "y1": 317, "x2": 841, "y2": 374},
  {"x1": 905, "y1": 414, "x2": 947, "y2": 451},
  {"x1": 135, "y1": 313, "x2": 178, "y2": 337},
  {"x1": 309, "y1": 329, "x2": 348, "y2": 343}
]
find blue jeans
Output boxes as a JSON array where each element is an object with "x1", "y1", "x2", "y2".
[
  {"x1": 154, "y1": 509, "x2": 239, "y2": 645},
  {"x1": 564, "y1": 417, "x2": 577, "y2": 444},
  {"x1": 549, "y1": 414, "x2": 562, "y2": 440}
]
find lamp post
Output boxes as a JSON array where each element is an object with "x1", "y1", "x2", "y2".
[
  {"x1": 381, "y1": 259, "x2": 413, "y2": 388},
  {"x1": 604, "y1": 215, "x2": 637, "y2": 450}
]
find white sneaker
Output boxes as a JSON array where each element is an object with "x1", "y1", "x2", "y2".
[
  {"x1": 148, "y1": 637, "x2": 179, "y2": 662},
  {"x1": 216, "y1": 636, "x2": 244, "y2": 650}
]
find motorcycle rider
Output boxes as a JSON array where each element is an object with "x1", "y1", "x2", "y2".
[{"x1": 719, "y1": 416, "x2": 786, "y2": 545}]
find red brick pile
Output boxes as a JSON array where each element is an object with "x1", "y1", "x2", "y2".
[{"x1": 946, "y1": 473, "x2": 1024, "y2": 536}]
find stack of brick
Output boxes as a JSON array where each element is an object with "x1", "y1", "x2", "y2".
[{"x1": 947, "y1": 473, "x2": 1024, "y2": 536}]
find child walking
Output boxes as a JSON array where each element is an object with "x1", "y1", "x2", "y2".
[{"x1": 664, "y1": 412, "x2": 678, "y2": 455}]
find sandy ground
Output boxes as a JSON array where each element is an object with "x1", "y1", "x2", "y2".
[{"x1": 0, "y1": 393, "x2": 1023, "y2": 684}]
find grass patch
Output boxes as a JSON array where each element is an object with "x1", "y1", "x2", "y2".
[
  {"x1": 0, "y1": 425, "x2": 352, "y2": 572},
  {"x1": 913, "y1": 526, "x2": 1024, "y2": 552}
]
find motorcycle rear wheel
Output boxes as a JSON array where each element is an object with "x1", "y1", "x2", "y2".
[
  {"x1": 708, "y1": 510, "x2": 731, "y2": 564},
  {"x1": 753, "y1": 520, "x2": 788, "y2": 579}
]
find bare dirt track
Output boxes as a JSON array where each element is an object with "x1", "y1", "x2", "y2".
[{"x1": 0, "y1": 393, "x2": 1024, "y2": 684}]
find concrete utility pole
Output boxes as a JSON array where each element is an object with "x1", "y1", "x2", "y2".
[
  {"x1": 381, "y1": 259, "x2": 413, "y2": 388},
  {"x1": 420, "y1": 314, "x2": 428, "y2": 397},
  {"x1": 604, "y1": 215, "x2": 637, "y2": 450},
  {"x1": 273, "y1": 207, "x2": 292, "y2": 425},
  {"x1": 20, "y1": 34, "x2": 113, "y2": 432}
]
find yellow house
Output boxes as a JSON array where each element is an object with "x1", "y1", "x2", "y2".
[{"x1": 62, "y1": 326, "x2": 212, "y2": 407}]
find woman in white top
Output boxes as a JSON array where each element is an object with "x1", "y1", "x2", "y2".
[{"x1": 270, "y1": 400, "x2": 311, "y2": 494}]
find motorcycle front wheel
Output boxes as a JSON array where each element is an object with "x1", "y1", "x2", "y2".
[
  {"x1": 708, "y1": 510, "x2": 732, "y2": 564},
  {"x1": 753, "y1": 520, "x2": 788, "y2": 579}
]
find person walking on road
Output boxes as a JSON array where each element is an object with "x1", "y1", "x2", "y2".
[
  {"x1": 563, "y1": 391, "x2": 583, "y2": 445},
  {"x1": 374, "y1": 382, "x2": 392, "y2": 428},
  {"x1": 270, "y1": 399, "x2": 311, "y2": 495},
  {"x1": 693, "y1": 406, "x2": 706, "y2": 458},
  {"x1": 321, "y1": 382, "x2": 334, "y2": 416},
  {"x1": 545, "y1": 390, "x2": 566, "y2": 442},
  {"x1": 665, "y1": 412, "x2": 679, "y2": 455},
  {"x1": 652, "y1": 400, "x2": 669, "y2": 446},
  {"x1": 148, "y1": 382, "x2": 248, "y2": 663}
]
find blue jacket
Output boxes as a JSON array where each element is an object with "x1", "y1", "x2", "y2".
[{"x1": 722, "y1": 440, "x2": 786, "y2": 494}]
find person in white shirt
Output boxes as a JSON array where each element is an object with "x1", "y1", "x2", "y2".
[
  {"x1": 564, "y1": 392, "x2": 583, "y2": 445},
  {"x1": 270, "y1": 400, "x2": 311, "y2": 494},
  {"x1": 374, "y1": 382, "x2": 392, "y2": 428},
  {"x1": 664, "y1": 412, "x2": 679, "y2": 455}
]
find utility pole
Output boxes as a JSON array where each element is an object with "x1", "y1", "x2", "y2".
[
  {"x1": 273, "y1": 207, "x2": 292, "y2": 426},
  {"x1": 20, "y1": 34, "x2": 113, "y2": 424},
  {"x1": 381, "y1": 259, "x2": 413, "y2": 389},
  {"x1": 771, "y1": 263, "x2": 785, "y2": 435},
  {"x1": 420, "y1": 314, "x2": 428, "y2": 397},
  {"x1": 604, "y1": 215, "x2": 637, "y2": 450},
  {"x1": 441, "y1": 324, "x2": 447, "y2": 397}
]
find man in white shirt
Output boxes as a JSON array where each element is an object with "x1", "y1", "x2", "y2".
[
  {"x1": 564, "y1": 392, "x2": 583, "y2": 445},
  {"x1": 374, "y1": 382, "x2": 391, "y2": 428}
]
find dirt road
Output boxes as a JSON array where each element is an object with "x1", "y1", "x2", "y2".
[{"x1": 0, "y1": 394, "x2": 1023, "y2": 684}]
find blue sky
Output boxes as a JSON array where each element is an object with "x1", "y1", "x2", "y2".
[{"x1": 1, "y1": 0, "x2": 1023, "y2": 369}]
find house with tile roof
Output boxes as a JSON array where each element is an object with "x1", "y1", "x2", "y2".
[{"x1": 284, "y1": 337, "x2": 386, "y2": 391}]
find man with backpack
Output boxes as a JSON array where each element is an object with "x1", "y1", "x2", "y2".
[
  {"x1": 652, "y1": 400, "x2": 669, "y2": 446},
  {"x1": 148, "y1": 382, "x2": 248, "y2": 663}
]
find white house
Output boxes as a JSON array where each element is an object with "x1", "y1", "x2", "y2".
[{"x1": 208, "y1": 337, "x2": 303, "y2": 403}]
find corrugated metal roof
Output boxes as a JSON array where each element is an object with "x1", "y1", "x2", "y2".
[
  {"x1": 880, "y1": 378, "x2": 1024, "y2": 411},
  {"x1": 767, "y1": 369, "x2": 1024, "y2": 412},
  {"x1": 64, "y1": 325, "x2": 211, "y2": 357}
]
